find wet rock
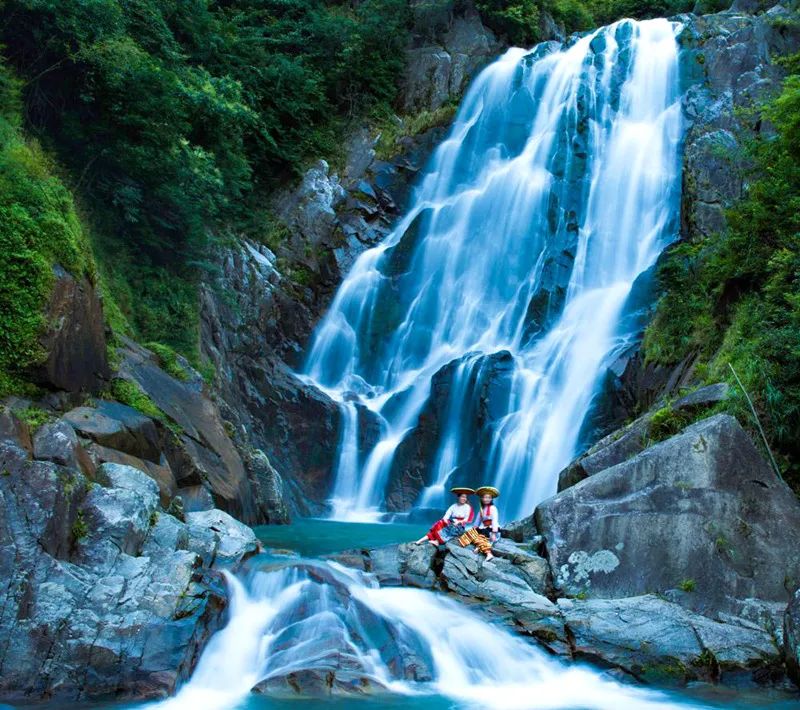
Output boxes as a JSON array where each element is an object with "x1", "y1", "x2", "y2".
[
  {"x1": 537, "y1": 415, "x2": 800, "y2": 618},
  {"x1": 386, "y1": 350, "x2": 515, "y2": 511},
  {"x1": 64, "y1": 400, "x2": 161, "y2": 463},
  {"x1": 118, "y1": 340, "x2": 258, "y2": 524},
  {"x1": 177, "y1": 485, "x2": 216, "y2": 513},
  {"x1": 33, "y1": 265, "x2": 108, "y2": 393},
  {"x1": 559, "y1": 595, "x2": 780, "y2": 685},
  {"x1": 32, "y1": 419, "x2": 90, "y2": 473},
  {"x1": 200, "y1": 238, "x2": 343, "y2": 516},
  {"x1": 246, "y1": 449, "x2": 290, "y2": 524},
  {"x1": 786, "y1": 588, "x2": 800, "y2": 687},
  {"x1": 86, "y1": 442, "x2": 176, "y2": 506},
  {"x1": 0, "y1": 443, "x2": 255, "y2": 702},
  {"x1": 184, "y1": 509, "x2": 259, "y2": 567}
]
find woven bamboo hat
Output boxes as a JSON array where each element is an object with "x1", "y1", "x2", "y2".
[
  {"x1": 450, "y1": 486, "x2": 475, "y2": 496},
  {"x1": 475, "y1": 486, "x2": 500, "y2": 498}
]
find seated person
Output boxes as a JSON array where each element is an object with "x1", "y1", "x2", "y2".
[
  {"x1": 414, "y1": 487, "x2": 475, "y2": 546},
  {"x1": 458, "y1": 485, "x2": 500, "y2": 561}
]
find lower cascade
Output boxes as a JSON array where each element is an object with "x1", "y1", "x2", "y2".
[
  {"x1": 150, "y1": 556, "x2": 706, "y2": 710},
  {"x1": 302, "y1": 18, "x2": 683, "y2": 521}
]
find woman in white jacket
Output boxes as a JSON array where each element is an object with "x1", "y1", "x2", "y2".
[{"x1": 414, "y1": 487, "x2": 475, "y2": 546}]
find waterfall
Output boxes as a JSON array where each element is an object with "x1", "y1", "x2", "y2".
[
  {"x1": 304, "y1": 18, "x2": 683, "y2": 521},
  {"x1": 151, "y1": 558, "x2": 705, "y2": 709}
]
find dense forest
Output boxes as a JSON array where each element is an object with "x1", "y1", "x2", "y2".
[{"x1": 0, "y1": 0, "x2": 798, "y2": 487}]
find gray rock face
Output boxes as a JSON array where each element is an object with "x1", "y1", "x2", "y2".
[
  {"x1": 678, "y1": 6, "x2": 800, "y2": 239},
  {"x1": 786, "y1": 589, "x2": 800, "y2": 686},
  {"x1": 32, "y1": 419, "x2": 90, "y2": 473},
  {"x1": 33, "y1": 265, "x2": 108, "y2": 393},
  {"x1": 557, "y1": 382, "x2": 729, "y2": 491},
  {"x1": 402, "y1": 5, "x2": 501, "y2": 113},
  {"x1": 537, "y1": 415, "x2": 800, "y2": 618},
  {"x1": 117, "y1": 339, "x2": 260, "y2": 524},
  {"x1": 0, "y1": 443, "x2": 258, "y2": 703},
  {"x1": 64, "y1": 400, "x2": 161, "y2": 463},
  {"x1": 559, "y1": 595, "x2": 780, "y2": 684}
]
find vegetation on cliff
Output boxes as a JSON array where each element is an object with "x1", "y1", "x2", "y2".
[
  {"x1": 0, "y1": 0, "x2": 410, "y2": 357},
  {"x1": 644, "y1": 55, "x2": 800, "y2": 490},
  {"x1": 0, "y1": 62, "x2": 97, "y2": 395}
]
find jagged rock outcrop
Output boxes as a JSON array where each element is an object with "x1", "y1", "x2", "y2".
[
  {"x1": 403, "y1": 1, "x2": 502, "y2": 112},
  {"x1": 116, "y1": 339, "x2": 262, "y2": 524},
  {"x1": 0, "y1": 436, "x2": 259, "y2": 703}
]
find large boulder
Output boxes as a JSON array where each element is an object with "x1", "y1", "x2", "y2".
[
  {"x1": 33, "y1": 265, "x2": 108, "y2": 393},
  {"x1": 536, "y1": 415, "x2": 800, "y2": 618},
  {"x1": 64, "y1": 400, "x2": 161, "y2": 463},
  {"x1": 559, "y1": 595, "x2": 781, "y2": 685},
  {"x1": 557, "y1": 382, "x2": 730, "y2": 491},
  {"x1": 0, "y1": 444, "x2": 257, "y2": 703}
]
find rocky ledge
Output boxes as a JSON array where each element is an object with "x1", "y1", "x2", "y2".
[
  {"x1": 339, "y1": 413, "x2": 800, "y2": 690},
  {"x1": 0, "y1": 416, "x2": 259, "y2": 702}
]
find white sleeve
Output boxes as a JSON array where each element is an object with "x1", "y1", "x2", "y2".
[
  {"x1": 492, "y1": 505, "x2": 499, "y2": 532},
  {"x1": 442, "y1": 504, "x2": 455, "y2": 522}
]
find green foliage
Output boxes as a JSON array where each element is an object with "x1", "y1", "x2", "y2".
[
  {"x1": 678, "y1": 578, "x2": 696, "y2": 592},
  {"x1": 472, "y1": 0, "x2": 697, "y2": 44},
  {"x1": 644, "y1": 66, "x2": 800, "y2": 491},
  {"x1": 109, "y1": 378, "x2": 183, "y2": 435},
  {"x1": 14, "y1": 405, "x2": 53, "y2": 431},
  {"x1": 374, "y1": 102, "x2": 459, "y2": 160},
  {"x1": 647, "y1": 403, "x2": 690, "y2": 442},
  {"x1": 0, "y1": 60, "x2": 97, "y2": 395},
  {"x1": 1, "y1": 0, "x2": 411, "y2": 356},
  {"x1": 476, "y1": 0, "x2": 541, "y2": 45},
  {"x1": 72, "y1": 511, "x2": 89, "y2": 541},
  {"x1": 145, "y1": 342, "x2": 190, "y2": 382},
  {"x1": 109, "y1": 377, "x2": 161, "y2": 421}
]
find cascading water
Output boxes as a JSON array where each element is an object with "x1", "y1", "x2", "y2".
[
  {"x1": 303, "y1": 18, "x2": 683, "y2": 521},
  {"x1": 150, "y1": 555, "x2": 707, "y2": 710}
]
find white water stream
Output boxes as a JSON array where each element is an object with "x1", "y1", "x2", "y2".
[
  {"x1": 149, "y1": 18, "x2": 696, "y2": 710},
  {"x1": 151, "y1": 559, "x2": 705, "y2": 710},
  {"x1": 302, "y1": 18, "x2": 683, "y2": 521}
]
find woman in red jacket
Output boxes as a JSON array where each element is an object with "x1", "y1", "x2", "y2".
[{"x1": 414, "y1": 487, "x2": 475, "y2": 546}]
